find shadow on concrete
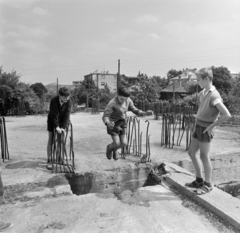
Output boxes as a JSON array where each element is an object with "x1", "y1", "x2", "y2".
[
  {"x1": 5, "y1": 160, "x2": 47, "y2": 170},
  {"x1": 114, "y1": 188, "x2": 177, "y2": 207}
]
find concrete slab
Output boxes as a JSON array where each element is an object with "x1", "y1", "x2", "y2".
[
  {"x1": 1, "y1": 113, "x2": 240, "y2": 232},
  {"x1": 163, "y1": 162, "x2": 240, "y2": 231},
  {"x1": 0, "y1": 185, "x2": 230, "y2": 233}
]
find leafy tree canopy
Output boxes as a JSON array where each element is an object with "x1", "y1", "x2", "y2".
[
  {"x1": 212, "y1": 66, "x2": 232, "y2": 95},
  {"x1": 0, "y1": 66, "x2": 20, "y2": 89},
  {"x1": 30, "y1": 82, "x2": 48, "y2": 99},
  {"x1": 167, "y1": 69, "x2": 183, "y2": 79}
]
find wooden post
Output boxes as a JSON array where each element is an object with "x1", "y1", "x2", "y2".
[{"x1": 117, "y1": 59, "x2": 120, "y2": 90}]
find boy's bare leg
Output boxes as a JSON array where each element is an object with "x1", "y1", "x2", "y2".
[
  {"x1": 47, "y1": 131, "x2": 53, "y2": 163},
  {"x1": 110, "y1": 136, "x2": 121, "y2": 151},
  {"x1": 188, "y1": 137, "x2": 202, "y2": 179},
  {"x1": 119, "y1": 135, "x2": 127, "y2": 149},
  {"x1": 0, "y1": 172, "x2": 4, "y2": 205},
  {"x1": 199, "y1": 141, "x2": 212, "y2": 184}
]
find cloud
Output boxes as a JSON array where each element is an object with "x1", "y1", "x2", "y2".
[
  {"x1": 17, "y1": 24, "x2": 50, "y2": 38},
  {"x1": 109, "y1": 29, "x2": 139, "y2": 42},
  {"x1": 147, "y1": 33, "x2": 160, "y2": 40},
  {"x1": 114, "y1": 47, "x2": 137, "y2": 54},
  {"x1": 104, "y1": 17, "x2": 114, "y2": 23},
  {"x1": 0, "y1": 0, "x2": 38, "y2": 8},
  {"x1": 14, "y1": 39, "x2": 40, "y2": 50},
  {"x1": 134, "y1": 14, "x2": 159, "y2": 24},
  {"x1": 32, "y1": 6, "x2": 49, "y2": 16},
  {"x1": 11, "y1": 39, "x2": 47, "y2": 54},
  {"x1": 5, "y1": 31, "x2": 18, "y2": 38}
]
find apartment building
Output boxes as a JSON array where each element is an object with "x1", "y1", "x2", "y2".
[{"x1": 84, "y1": 73, "x2": 118, "y2": 92}]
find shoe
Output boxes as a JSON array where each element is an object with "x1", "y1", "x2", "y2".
[
  {"x1": 113, "y1": 150, "x2": 119, "y2": 160},
  {"x1": 0, "y1": 222, "x2": 14, "y2": 232},
  {"x1": 185, "y1": 180, "x2": 204, "y2": 188},
  {"x1": 193, "y1": 184, "x2": 213, "y2": 195},
  {"x1": 46, "y1": 163, "x2": 53, "y2": 170},
  {"x1": 106, "y1": 144, "x2": 112, "y2": 160}
]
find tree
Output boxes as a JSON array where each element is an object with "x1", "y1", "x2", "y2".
[
  {"x1": 74, "y1": 79, "x2": 98, "y2": 107},
  {"x1": 167, "y1": 69, "x2": 183, "y2": 80},
  {"x1": 226, "y1": 73, "x2": 240, "y2": 113},
  {"x1": 212, "y1": 66, "x2": 232, "y2": 95},
  {"x1": 135, "y1": 73, "x2": 161, "y2": 102},
  {"x1": 98, "y1": 84, "x2": 115, "y2": 109},
  {"x1": 30, "y1": 83, "x2": 48, "y2": 100},
  {"x1": 0, "y1": 85, "x2": 14, "y2": 115},
  {"x1": 0, "y1": 67, "x2": 20, "y2": 89}
]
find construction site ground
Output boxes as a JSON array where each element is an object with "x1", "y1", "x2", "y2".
[{"x1": 0, "y1": 112, "x2": 240, "y2": 233}]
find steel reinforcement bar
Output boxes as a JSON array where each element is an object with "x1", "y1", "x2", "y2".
[
  {"x1": 0, "y1": 117, "x2": 10, "y2": 162},
  {"x1": 51, "y1": 122, "x2": 75, "y2": 173}
]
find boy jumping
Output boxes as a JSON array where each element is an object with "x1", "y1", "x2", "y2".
[
  {"x1": 186, "y1": 67, "x2": 231, "y2": 195},
  {"x1": 47, "y1": 87, "x2": 71, "y2": 169},
  {"x1": 102, "y1": 86, "x2": 145, "y2": 160}
]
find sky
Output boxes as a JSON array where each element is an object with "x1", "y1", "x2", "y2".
[{"x1": 0, "y1": 0, "x2": 240, "y2": 85}]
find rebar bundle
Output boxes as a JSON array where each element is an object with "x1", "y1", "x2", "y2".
[
  {"x1": 122, "y1": 117, "x2": 151, "y2": 163},
  {"x1": 160, "y1": 110, "x2": 195, "y2": 150},
  {"x1": 0, "y1": 117, "x2": 10, "y2": 162},
  {"x1": 51, "y1": 122, "x2": 75, "y2": 173}
]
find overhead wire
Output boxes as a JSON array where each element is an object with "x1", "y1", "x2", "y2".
[{"x1": 19, "y1": 45, "x2": 240, "y2": 76}]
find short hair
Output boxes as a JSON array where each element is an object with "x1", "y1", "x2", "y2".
[
  {"x1": 117, "y1": 86, "x2": 131, "y2": 97},
  {"x1": 59, "y1": 87, "x2": 70, "y2": 97},
  {"x1": 197, "y1": 67, "x2": 213, "y2": 81}
]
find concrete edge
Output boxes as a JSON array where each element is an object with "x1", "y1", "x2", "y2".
[
  {"x1": 164, "y1": 170, "x2": 240, "y2": 231},
  {"x1": 24, "y1": 184, "x2": 73, "y2": 199}
]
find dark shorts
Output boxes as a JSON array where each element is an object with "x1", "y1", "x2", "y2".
[
  {"x1": 192, "y1": 124, "x2": 214, "y2": 143},
  {"x1": 107, "y1": 119, "x2": 127, "y2": 136}
]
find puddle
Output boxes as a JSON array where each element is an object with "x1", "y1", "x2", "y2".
[{"x1": 65, "y1": 166, "x2": 158, "y2": 196}]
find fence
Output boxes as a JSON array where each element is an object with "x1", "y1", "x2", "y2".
[
  {"x1": 13, "y1": 101, "x2": 26, "y2": 116},
  {"x1": 91, "y1": 99, "x2": 100, "y2": 114},
  {"x1": 135, "y1": 100, "x2": 197, "y2": 117}
]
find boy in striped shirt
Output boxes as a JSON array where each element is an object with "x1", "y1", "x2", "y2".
[
  {"x1": 102, "y1": 86, "x2": 145, "y2": 160},
  {"x1": 186, "y1": 67, "x2": 231, "y2": 195}
]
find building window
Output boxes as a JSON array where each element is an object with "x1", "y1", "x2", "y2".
[{"x1": 101, "y1": 82, "x2": 105, "y2": 86}]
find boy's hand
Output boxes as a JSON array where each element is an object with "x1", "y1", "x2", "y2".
[
  {"x1": 203, "y1": 125, "x2": 215, "y2": 137},
  {"x1": 56, "y1": 127, "x2": 65, "y2": 134},
  {"x1": 106, "y1": 122, "x2": 114, "y2": 129},
  {"x1": 139, "y1": 111, "x2": 146, "y2": 117}
]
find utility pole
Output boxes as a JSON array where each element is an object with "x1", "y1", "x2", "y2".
[
  {"x1": 57, "y1": 78, "x2": 58, "y2": 95},
  {"x1": 173, "y1": 80, "x2": 175, "y2": 104},
  {"x1": 117, "y1": 59, "x2": 120, "y2": 90}
]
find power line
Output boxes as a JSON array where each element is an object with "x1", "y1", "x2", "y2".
[
  {"x1": 21, "y1": 53, "x2": 240, "y2": 76},
  {"x1": 17, "y1": 45, "x2": 240, "y2": 74}
]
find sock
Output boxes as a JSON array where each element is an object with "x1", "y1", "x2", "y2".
[
  {"x1": 196, "y1": 177, "x2": 204, "y2": 183},
  {"x1": 204, "y1": 182, "x2": 213, "y2": 187}
]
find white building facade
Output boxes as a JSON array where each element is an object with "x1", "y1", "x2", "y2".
[{"x1": 84, "y1": 73, "x2": 117, "y2": 92}]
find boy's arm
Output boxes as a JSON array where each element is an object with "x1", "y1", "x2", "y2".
[
  {"x1": 128, "y1": 99, "x2": 145, "y2": 116},
  {"x1": 203, "y1": 102, "x2": 231, "y2": 134},
  {"x1": 61, "y1": 100, "x2": 71, "y2": 129},
  {"x1": 102, "y1": 102, "x2": 114, "y2": 125}
]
